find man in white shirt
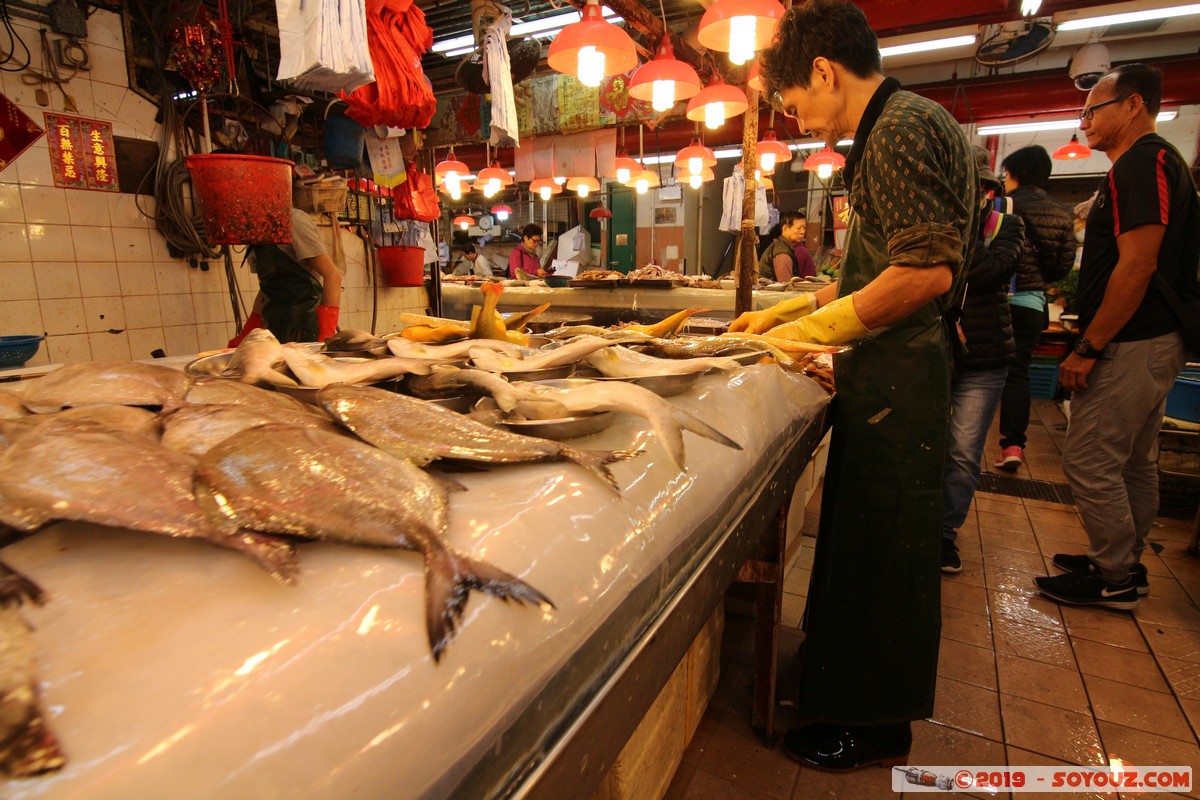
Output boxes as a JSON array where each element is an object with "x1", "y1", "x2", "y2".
[{"x1": 453, "y1": 242, "x2": 494, "y2": 277}]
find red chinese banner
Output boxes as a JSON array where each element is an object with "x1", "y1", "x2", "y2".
[
  {"x1": 44, "y1": 113, "x2": 120, "y2": 192},
  {"x1": 0, "y1": 93, "x2": 45, "y2": 174}
]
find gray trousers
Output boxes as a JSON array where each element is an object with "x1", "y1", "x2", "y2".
[{"x1": 1062, "y1": 331, "x2": 1187, "y2": 583}]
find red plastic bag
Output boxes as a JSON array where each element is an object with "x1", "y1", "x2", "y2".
[{"x1": 393, "y1": 163, "x2": 440, "y2": 222}]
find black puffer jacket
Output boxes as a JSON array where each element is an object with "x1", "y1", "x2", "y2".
[
  {"x1": 1009, "y1": 186, "x2": 1076, "y2": 292},
  {"x1": 957, "y1": 209, "x2": 1025, "y2": 373}
]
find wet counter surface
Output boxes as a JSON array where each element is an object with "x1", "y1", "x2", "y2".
[{"x1": 3, "y1": 366, "x2": 830, "y2": 800}]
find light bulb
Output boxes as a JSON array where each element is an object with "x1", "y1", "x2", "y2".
[
  {"x1": 483, "y1": 184, "x2": 498, "y2": 198},
  {"x1": 449, "y1": 184, "x2": 462, "y2": 201},
  {"x1": 761, "y1": 152, "x2": 776, "y2": 173},
  {"x1": 496, "y1": 210, "x2": 509, "y2": 221},
  {"x1": 577, "y1": 46, "x2": 605, "y2": 88},
  {"x1": 651, "y1": 80, "x2": 674, "y2": 112},
  {"x1": 554, "y1": 176, "x2": 567, "y2": 185},
  {"x1": 729, "y1": 16, "x2": 756, "y2": 66},
  {"x1": 689, "y1": 174, "x2": 702, "y2": 189},
  {"x1": 635, "y1": 178, "x2": 649, "y2": 194},
  {"x1": 616, "y1": 167, "x2": 631, "y2": 184},
  {"x1": 488, "y1": 178, "x2": 501, "y2": 193},
  {"x1": 577, "y1": 183, "x2": 590, "y2": 198},
  {"x1": 817, "y1": 163, "x2": 833, "y2": 179},
  {"x1": 458, "y1": 221, "x2": 468, "y2": 230},
  {"x1": 540, "y1": 186, "x2": 552, "y2": 201},
  {"x1": 688, "y1": 156, "x2": 702, "y2": 175},
  {"x1": 444, "y1": 172, "x2": 459, "y2": 192},
  {"x1": 705, "y1": 101, "x2": 724, "y2": 129},
  {"x1": 753, "y1": 169, "x2": 761, "y2": 182}
]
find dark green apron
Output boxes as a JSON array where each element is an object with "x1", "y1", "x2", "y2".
[
  {"x1": 798, "y1": 210, "x2": 950, "y2": 725},
  {"x1": 254, "y1": 245, "x2": 321, "y2": 344}
]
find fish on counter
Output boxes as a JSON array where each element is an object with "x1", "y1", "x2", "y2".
[
  {"x1": 392, "y1": 313, "x2": 471, "y2": 332},
  {"x1": 224, "y1": 329, "x2": 298, "y2": 388},
  {"x1": 469, "y1": 335, "x2": 642, "y2": 373},
  {"x1": 638, "y1": 336, "x2": 797, "y2": 364},
  {"x1": 161, "y1": 403, "x2": 341, "y2": 458},
  {"x1": 195, "y1": 424, "x2": 554, "y2": 660},
  {"x1": 280, "y1": 346, "x2": 442, "y2": 389},
  {"x1": 317, "y1": 385, "x2": 638, "y2": 491},
  {"x1": 404, "y1": 367, "x2": 539, "y2": 413},
  {"x1": 184, "y1": 377, "x2": 327, "y2": 417},
  {"x1": 542, "y1": 326, "x2": 657, "y2": 342},
  {"x1": 0, "y1": 427, "x2": 298, "y2": 584},
  {"x1": 717, "y1": 331, "x2": 847, "y2": 355},
  {"x1": 0, "y1": 391, "x2": 27, "y2": 421},
  {"x1": 398, "y1": 325, "x2": 470, "y2": 344},
  {"x1": 469, "y1": 282, "x2": 510, "y2": 342},
  {"x1": 583, "y1": 346, "x2": 741, "y2": 378},
  {"x1": 504, "y1": 302, "x2": 551, "y2": 331},
  {"x1": 0, "y1": 404, "x2": 160, "y2": 446},
  {"x1": 17, "y1": 361, "x2": 194, "y2": 414},
  {"x1": 618, "y1": 307, "x2": 711, "y2": 338},
  {"x1": 385, "y1": 337, "x2": 522, "y2": 362},
  {"x1": 0, "y1": 560, "x2": 64, "y2": 777},
  {"x1": 324, "y1": 328, "x2": 385, "y2": 352}
]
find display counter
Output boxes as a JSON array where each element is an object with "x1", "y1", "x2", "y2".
[{"x1": 4, "y1": 365, "x2": 830, "y2": 800}]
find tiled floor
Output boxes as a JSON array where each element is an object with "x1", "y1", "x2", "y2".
[{"x1": 666, "y1": 400, "x2": 1200, "y2": 799}]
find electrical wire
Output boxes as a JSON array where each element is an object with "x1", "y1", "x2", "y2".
[{"x1": 0, "y1": 0, "x2": 31, "y2": 72}]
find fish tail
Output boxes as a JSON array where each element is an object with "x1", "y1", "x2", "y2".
[
  {"x1": 424, "y1": 545, "x2": 554, "y2": 662},
  {"x1": 257, "y1": 369, "x2": 300, "y2": 389},
  {"x1": 2, "y1": 702, "x2": 66, "y2": 777},
  {"x1": 0, "y1": 559, "x2": 45, "y2": 607},
  {"x1": 560, "y1": 446, "x2": 641, "y2": 493},
  {"x1": 217, "y1": 531, "x2": 301, "y2": 585},
  {"x1": 672, "y1": 407, "x2": 743, "y2": 452}
]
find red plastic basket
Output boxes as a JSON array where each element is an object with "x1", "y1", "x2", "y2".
[{"x1": 186, "y1": 153, "x2": 293, "y2": 245}]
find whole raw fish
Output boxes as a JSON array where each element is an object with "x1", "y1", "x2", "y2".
[
  {"x1": 393, "y1": 313, "x2": 470, "y2": 332},
  {"x1": 225, "y1": 329, "x2": 299, "y2": 388},
  {"x1": 641, "y1": 336, "x2": 796, "y2": 364},
  {"x1": 469, "y1": 282, "x2": 509, "y2": 341},
  {"x1": 404, "y1": 367, "x2": 539, "y2": 413},
  {"x1": 195, "y1": 424, "x2": 554, "y2": 660},
  {"x1": 618, "y1": 307, "x2": 711, "y2": 338},
  {"x1": 717, "y1": 331, "x2": 846, "y2": 355},
  {"x1": 504, "y1": 302, "x2": 551, "y2": 331},
  {"x1": 324, "y1": 328, "x2": 385, "y2": 351},
  {"x1": 543, "y1": 326, "x2": 655, "y2": 342},
  {"x1": 281, "y1": 345, "x2": 440, "y2": 389},
  {"x1": 0, "y1": 404, "x2": 160, "y2": 445},
  {"x1": 0, "y1": 391, "x2": 26, "y2": 421},
  {"x1": 185, "y1": 377, "x2": 327, "y2": 417},
  {"x1": 317, "y1": 385, "x2": 638, "y2": 491},
  {"x1": 161, "y1": 403, "x2": 341, "y2": 458},
  {"x1": 19, "y1": 361, "x2": 193, "y2": 413},
  {"x1": 386, "y1": 337, "x2": 522, "y2": 361},
  {"x1": 583, "y1": 346, "x2": 740, "y2": 378},
  {"x1": 0, "y1": 428, "x2": 298, "y2": 583},
  {"x1": 469, "y1": 335, "x2": 641, "y2": 373},
  {"x1": 398, "y1": 325, "x2": 469, "y2": 344}
]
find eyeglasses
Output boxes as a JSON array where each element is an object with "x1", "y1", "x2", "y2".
[
  {"x1": 526, "y1": 237, "x2": 542, "y2": 244},
  {"x1": 769, "y1": 90, "x2": 796, "y2": 118},
  {"x1": 1079, "y1": 94, "x2": 1131, "y2": 121}
]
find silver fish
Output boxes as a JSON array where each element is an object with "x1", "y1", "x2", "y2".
[
  {"x1": 324, "y1": 328, "x2": 385, "y2": 351},
  {"x1": 281, "y1": 345, "x2": 439, "y2": 388},
  {"x1": 386, "y1": 337, "x2": 523, "y2": 361},
  {"x1": 584, "y1": 345, "x2": 740, "y2": 378},
  {"x1": 0, "y1": 404, "x2": 160, "y2": 447},
  {"x1": 225, "y1": 329, "x2": 298, "y2": 388},
  {"x1": 161, "y1": 403, "x2": 341, "y2": 458},
  {"x1": 195, "y1": 424, "x2": 553, "y2": 660},
  {"x1": 19, "y1": 361, "x2": 193, "y2": 413},
  {"x1": 0, "y1": 428, "x2": 298, "y2": 583},
  {"x1": 510, "y1": 380, "x2": 742, "y2": 470},
  {"x1": 641, "y1": 336, "x2": 795, "y2": 364},
  {"x1": 405, "y1": 367, "x2": 539, "y2": 413},
  {"x1": 469, "y1": 335, "x2": 642, "y2": 372},
  {"x1": 185, "y1": 377, "x2": 326, "y2": 418},
  {"x1": 543, "y1": 326, "x2": 656, "y2": 342},
  {"x1": 317, "y1": 384, "x2": 638, "y2": 491},
  {"x1": 0, "y1": 562, "x2": 65, "y2": 777}
]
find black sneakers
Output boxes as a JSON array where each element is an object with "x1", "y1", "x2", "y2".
[
  {"x1": 940, "y1": 538, "x2": 962, "y2": 573},
  {"x1": 1035, "y1": 565, "x2": 1140, "y2": 610},
  {"x1": 1051, "y1": 553, "x2": 1150, "y2": 596}
]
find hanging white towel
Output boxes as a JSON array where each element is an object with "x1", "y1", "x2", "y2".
[
  {"x1": 720, "y1": 165, "x2": 768, "y2": 233},
  {"x1": 484, "y1": 14, "x2": 519, "y2": 146},
  {"x1": 275, "y1": 0, "x2": 375, "y2": 94}
]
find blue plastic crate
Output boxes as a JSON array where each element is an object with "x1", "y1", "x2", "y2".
[
  {"x1": 1165, "y1": 375, "x2": 1200, "y2": 423},
  {"x1": 1029, "y1": 363, "x2": 1059, "y2": 399}
]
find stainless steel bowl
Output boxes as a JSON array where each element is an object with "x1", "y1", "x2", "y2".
[
  {"x1": 499, "y1": 411, "x2": 614, "y2": 440},
  {"x1": 570, "y1": 370, "x2": 702, "y2": 397},
  {"x1": 467, "y1": 361, "x2": 575, "y2": 382},
  {"x1": 184, "y1": 351, "x2": 234, "y2": 377}
]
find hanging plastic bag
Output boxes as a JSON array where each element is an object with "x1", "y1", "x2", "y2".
[{"x1": 275, "y1": 0, "x2": 375, "y2": 94}]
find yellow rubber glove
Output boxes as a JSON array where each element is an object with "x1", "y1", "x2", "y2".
[
  {"x1": 766, "y1": 293, "x2": 870, "y2": 345},
  {"x1": 728, "y1": 293, "x2": 818, "y2": 334}
]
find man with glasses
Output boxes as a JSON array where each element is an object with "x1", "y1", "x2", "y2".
[
  {"x1": 508, "y1": 223, "x2": 551, "y2": 279},
  {"x1": 1035, "y1": 64, "x2": 1199, "y2": 610},
  {"x1": 732, "y1": 0, "x2": 978, "y2": 772}
]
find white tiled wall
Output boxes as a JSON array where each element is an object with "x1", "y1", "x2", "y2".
[{"x1": 0, "y1": 7, "x2": 428, "y2": 367}]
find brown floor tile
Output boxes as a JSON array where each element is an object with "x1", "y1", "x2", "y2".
[
  {"x1": 680, "y1": 714, "x2": 722, "y2": 767},
  {"x1": 783, "y1": 565, "x2": 811, "y2": 597},
  {"x1": 781, "y1": 592, "x2": 806, "y2": 629},
  {"x1": 1144, "y1": 624, "x2": 1200, "y2": 663},
  {"x1": 1163, "y1": 556, "x2": 1200, "y2": 585},
  {"x1": 1153, "y1": 518, "x2": 1198, "y2": 544},
  {"x1": 1147, "y1": 577, "x2": 1197, "y2": 607},
  {"x1": 1140, "y1": 551, "x2": 1174, "y2": 577},
  {"x1": 670, "y1": 766, "x2": 777, "y2": 800},
  {"x1": 990, "y1": 589, "x2": 1065, "y2": 632},
  {"x1": 1096, "y1": 720, "x2": 1200, "y2": 799},
  {"x1": 938, "y1": 637, "x2": 999, "y2": 691},
  {"x1": 985, "y1": 565, "x2": 1044, "y2": 597},
  {"x1": 663, "y1": 759, "x2": 702, "y2": 800},
  {"x1": 1083, "y1": 673, "x2": 1195, "y2": 743},
  {"x1": 993, "y1": 618, "x2": 1076, "y2": 668},
  {"x1": 956, "y1": 534, "x2": 985, "y2": 565},
  {"x1": 1061, "y1": 606, "x2": 1148, "y2": 652},
  {"x1": 933, "y1": 677, "x2": 1004, "y2": 741},
  {"x1": 942, "y1": 605, "x2": 994, "y2": 649},
  {"x1": 1000, "y1": 694, "x2": 1104, "y2": 765},
  {"x1": 982, "y1": 541, "x2": 1050, "y2": 571},
  {"x1": 1033, "y1": 524, "x2": 1091, "y2": 546},
  {"x1": 1022, "y1": 497, "x2": 1078, "y2": 511},
  {"x1": 1159, "y1": 656, "x2": 1200, "y2": 702},
  {"x1": 1004, "y1": 747, "x2": 1115, "y2": 800},
  {"x1": 701, "y1": 714, "x2": 799, "y2": 799},
  {"x1": 979, "y1": 510, "x2": 1035, "y2": 535},
  {"x1": 792, "y1": 763, "x2": 895, "y2": 799},
  {"x1": 947, "y1": 562, "x2": 988, "y2": 589},
  {"x1": 976, "y1": 496, "x2": 1030, "y2": 517},
  {"x1": 1181, "y1": 697, "x2": 1200, "y2": 740},
  {"x1": 997, "y1": 653, "x2": 1090, "y2": 713},
  {"x1": 1072, "y1": 639, "x2": 1172, "y2": 694},
  {"x1": 942, "y1": 581, "x2": 990, "y2": 616},
  {"x1": 1134, "y1": 594, "x2": 1200, "y2": 633},
  {"x1": 1036, "y1": 536, "x2": 1091, "y2": 560},
  {"x1": 1181, "y1": 579, "x2": 1200, "y2": 607},
  {"x1": 1027, "y1": 507, "x2": 1083, "y2": 528},
  {"x1": 907, "y1": 720, "x2": 1009, "y2": 800}
]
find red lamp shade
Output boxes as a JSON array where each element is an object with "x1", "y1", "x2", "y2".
[
  {"x1": 529, "y1": 178, "x2": 562, "y2": 200},
  {"x1": 697, "y1": 0, "x2": 785, "y2": 66},
  {"x1": 490, "y1": 204, "x2": 513, "y2": 221},
  {"x1": 612, "y1": 150, "x2": 642, "y2": 184},
  {"x1": 686, "y1": 79, "x2": 749, "y2": 129},
  {"x1": 803, "y1": 146, "x2": 846, "y2": 179},
  {"x1": 589, "y1": 206, "x2": 613, "y2": 219},
  {"x1": 1053, "y1": 133, "x2": 1092, "y2": 160},
  {"x1": 677, "y1": 165, "x2": 716, "y2": 188},
  {"x1": 629, "y1": 168, "x2": 661, "y2": 193},
  {"x1": 547, "y1": 0, "x2": 638, "y2": 87},
  {"x1": 674, "y1": 137, "x2": 717, "y2": 178},
  {"x1": 628, "y1": 36, "x2": 702, "y2": 113},
  {"x1": 756, "y1": 130, "x2": 792, "y2": 173},
  {"x1": 434, "y1": 151, "x2": 468, "y2": 183},
  {"x1": 566, "y1": 176, "x2": 601, "y2": 197},
  {"x1": 453, "y1": 214, "x2": 475, "y2": 230},
  {"x1": 477, "y1": 161, "x2": 513, "y2": 187}
]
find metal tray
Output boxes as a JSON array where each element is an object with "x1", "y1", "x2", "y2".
[
  {"x1": 466, "y1": 361, "x2": 575, "y2": 382},
  {"x1": 626, "y1": 279, "x2": 683, "y2": 288},
  {"x1": 567, "y1": 279, "x2": 622, "y2": 289},
  {"x1": 571, "y1": 369, "x2": 702, "y2": 398},
  {"x1": 499, "y1": 411, "x2": 615, "y2": 440}
]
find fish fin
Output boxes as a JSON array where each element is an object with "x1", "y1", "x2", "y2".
[
  {"x1": 2, "y1": 701, "x2": 66, "y2": 777},
  {"x1": 216, "y1": 531, "x2": 300, "y2": 585},
  {"x1": 427, "y1": 469, "x2": 469, "y2": 494},
  {"x1": 0, "y1": 559, "x2": 45, "y2": 607},
  {"x1": 672, "y1": 407, "x2": 743, "y2": 452},
  {"x1": 257, "y1": 369, "x2": 300, "y2": 389},
  {"x1": 424, "y1": 545, "x2": 553, "y2": 662},
  {"x1": 558, "y1": 446, "x2": 642, "y2": 493}
]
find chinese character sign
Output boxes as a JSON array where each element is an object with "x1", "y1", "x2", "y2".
[
  {"x1": 44, "y1": 113, "x2": 120, "y2": 192},
  {"x1": 0, "y1": 93, "x2": 45, "y2": 173}
]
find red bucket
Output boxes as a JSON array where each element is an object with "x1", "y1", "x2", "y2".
[
  {"x1": 186, "y1": 153, "x2": 294, "y2": 245},
  {"x1": 379, "y1": 245, "x2": 426, "y2": 287}
]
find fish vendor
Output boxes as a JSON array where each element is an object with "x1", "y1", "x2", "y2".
[
  {"x1": 508, "y1": 224, "x2": 553, "y2": 279},
  {"x1": 730, "y1": 0, "x2": 978, "y2": 770}
]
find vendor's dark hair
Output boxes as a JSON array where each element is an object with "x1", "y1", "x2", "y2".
[
  {"x1": 761, "y1": 0, "x2": 881, "y2": 95},
  {"x1": 1107, "y1": 63, "x2": 1162, "y2": 116},
  {"x1": 462, "y1": 242, "x2": 477, "y2": 254},
  {"x1": 1001, "y1": 145, "x2": 1052, "y2": 189},
  {"x1": 782, "y1": 211, "x2": 806, "y2": 227},
  {"x1": 521, "y1": 223, "x2": 542, "y2": 239}
]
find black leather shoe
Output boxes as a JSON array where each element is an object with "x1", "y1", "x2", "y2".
[{"x1": 782, "y1": 722, "x2": 911, "y2": 771}]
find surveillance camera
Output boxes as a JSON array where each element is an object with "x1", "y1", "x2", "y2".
[{"x1": 1069, "y1": 41, "x2": 1110, "y2": 91}]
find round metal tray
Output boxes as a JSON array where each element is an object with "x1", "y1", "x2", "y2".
[
  {"x1": 571, "y1": 369, "x2": 702, "y2": 397},
  {"x1": 466, "y1": 361, "x2": 575, "y2": 382},
  {"x1": 499, "y1": 411, "x2": 614, "y2": 440}
]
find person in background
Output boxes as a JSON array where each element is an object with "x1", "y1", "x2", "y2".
[
  {"x1": 941, "y1": 147, "x2": 1025, "y2": 573},
  {"x1": 992, "y1": 145, "x2": 1076, "y2": 471},
  {"x1": 1036, "y1": 64, "x2": 1197, "y2": 609},
  {"x1": 732, "y1": 0, "x2": 978, "y2": 769},
  {"x1": 228, "y1": 207, "x2": 342, "y2": 345},
  {"x1": 793, "y1": 211, "x2": 818, "y2": 279},
  {"x1": 453, "y1": 242, "x2": 493, "y2": 277},
  {"x1": 508, "y1": 223, "x2": 551, "y2": 279},
  {"x1": 757, "y1": 211, "x2": 807, "y2": 282}
]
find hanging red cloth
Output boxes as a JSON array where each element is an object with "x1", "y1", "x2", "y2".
[{"x1": 340, "y1": 0, "x2": 437, "y2": 129}]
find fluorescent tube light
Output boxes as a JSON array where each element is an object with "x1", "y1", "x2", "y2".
[
  {"x1": 432, "y1": 7, "x2": 622, "y2": 54},
  {"x1": 1056, "y1": 3, "x2": 1200, "y2": 31},
  {"x1": 879, "y1": 34, "x2": 977, "y2": 59},
  {"x1": 636, "y1": 140, "x2": 852, "y2": 165},
  {"x1": 978, "y1": 109, "x2": 1177, "y2": 135}
]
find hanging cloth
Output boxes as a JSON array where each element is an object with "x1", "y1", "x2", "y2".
[
  {"x1": 483, "y1": 13, "x2": 519, "y2": 146},
  {"x1": 275, "y1": 0, "x2": 375, "y2": 94},
  {"x1": 720, "y1": 165, "x2": 767, "y2": 233}
]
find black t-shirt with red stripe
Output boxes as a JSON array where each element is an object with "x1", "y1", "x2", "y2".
[{"x1": 1077, "y1": 133, "x2": 1200, "y2": 341}]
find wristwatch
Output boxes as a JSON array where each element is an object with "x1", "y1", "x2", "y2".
[{"x1": 1073, "y1": 337, "x2": 1104, "y2": 359}]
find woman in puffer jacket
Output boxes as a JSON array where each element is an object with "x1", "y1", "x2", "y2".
[{"x1": 993, "y1": 145, "x2": 1077, "y2": 471}]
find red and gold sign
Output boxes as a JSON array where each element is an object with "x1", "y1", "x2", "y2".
[
  {"x1": 0, "y1": 93, "x2": 45, "y2": 173},
  {"x1": 44, "y1": 113, "x2": 120, "y2": 192}
]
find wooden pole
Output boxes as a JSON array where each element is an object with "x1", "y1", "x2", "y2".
[{"x1": 735, "y1": 86, "x2": 760, "y2": 316}]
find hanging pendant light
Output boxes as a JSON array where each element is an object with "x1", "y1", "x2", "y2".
[
  {"x1": 674, "y1": 137, "x2": 717, "y2": 178},
  {"x1": 697, "y1": 0, "x2": 785, "y2": 66},
  {"x1": 630, "y1": 168, "x2": 661, "y2": 194},
  {"x1": 477, "y1": 160, "x2": 512, "y2": 199},
  {"x1": 566, "y1": 176, "x2": 601, "y2": 198},
  {"x1": 547, "y1": 0, "x2": 638, "y2": 88},
  {"x1": 491, "y1": 204, "x2": 513, "y2": 221},
  {"x1": 628, "y1": 35, "x2": 702, "y2": 113},
  {"x1": 747, "y1": 60, "x2": 766, "y2": 94},
  {"x1": 803, "y1": 146, "x2": 846, "y2": 180},
  {"x1": 677, "y1": 165, "x2": 716, "y2": 189},
  {"x1": 686, "y1": 78, "x2": 749, "y2": 130},
  {"x1": 756, "y1": 130, "x2": 792, "y2": 174},
  {"x1": 1052, "y1": 133, "x2": 1092, "y2": 160},
  {"x1": 453, "y1": 214, "x2": 475, "y2": 230},
  {"x1": 434, "y1": 149, "x2": 469, "y2": 199},
  {"x1": 529, "y1": 178, "x2": 562, "y2": 201},
  {"x1": 612, "y1": 149, "x2": 642, "y2": 185}
]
